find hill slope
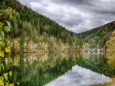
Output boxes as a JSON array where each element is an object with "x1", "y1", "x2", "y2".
[
  {"x1": 0, "y1": 0, "x2": 115, "y2": 52},
  {"x1": 0, "y1": 0, "x2": 78, "y2": 53},
  {"x1": 78, "y1": 21, "x2": 115, "y2": 48}
]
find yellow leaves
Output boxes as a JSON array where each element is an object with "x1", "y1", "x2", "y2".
[
  {"x1": 3, "y1": 73, "x2": 8, "y2": 77},
  {"x1": 5, "y1": 82, "x2": 9, "y2": 86},
  {"x1": 0, "y1": 80, "x2": 4, "y2": 86},
  {"x1": 0, "y1": 47, "x2": 11, "y2": 58},
  {"x1": 0, "y1": 41, "x2": 5, "y2": 47},
  {"x1": 9, "y1": 83, "x2": 14, "y2": 86},
  {"x1": 0, "y1": 76, "x2": 4, "y2": 86},
  {"x1": 0, "y1": 51, "x2": 4, "y2": 58},
  {"x1": 0, "y1": 76, "x2": 4, "y2": 81},
  {"x1": 0, "y1": 71, "x2": 13, "y2": 86},
  {"x1": 0, "y1": 8, "x2": 17, "y2": 86},
  {"x1": 5, "y1": 47, "x2": 11, "y2": 53}
]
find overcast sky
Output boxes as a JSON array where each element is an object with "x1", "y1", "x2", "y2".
[{"x1": 19, "y1": 0, "x2": 115, "y2": 33}]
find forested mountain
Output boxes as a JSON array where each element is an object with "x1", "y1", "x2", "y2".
[
  {"x1": 78, "y1": 21, "x2": 115, "y2": 48},
  {"x1": 0, "y1": 0, "x2": 75, "y2": 42},
  {"x1": 0, "y1": 0, "x2": 79, "y2": 53}
]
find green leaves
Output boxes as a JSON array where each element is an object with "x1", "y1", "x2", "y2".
[
  {"x1": 5, "y1": 7, "x2": 13, "y2": 20},
  {"x1": 3, "y1": 21, "x2": 11, "y2": 32},
  {"x1": 0, "y1": 31, "x2": 5, "y2": 40},
  {"x1": 9, "y1": 71, "x2": 12, "y2": 77},
  {"x1": 5, "y1": 58, "x2": 8, "y2": 65},
  {"x1": 0, "y1": 7, "x2": 17, "y2": 86},
  {"x1": 1, "y1": 31, "x2": 4, "y2": 37},
  {"x1": 5, "y1": 21, "x2": 11, "y2": 32},
  {"x1": 0, "y1": 21, "x2": 10, "y2": 33},
  {"x1": 0, "y1": 63, "x2": 5, "y2": 71},
  {"x1": 6, "y1": 21, "x2": 11, "y2": 28},
  {"x1": 0, "y1": 22, "x2": 4, "y2": 28},
  {"x1": 4, "y1": 26, "x2": 10, "y2": 32},
  {"x1": 3, "y1": 73, "x2": 8, "y2": 81},
  {"x1": 106, "y1": 31, "x2": 115, "y2": 69}
]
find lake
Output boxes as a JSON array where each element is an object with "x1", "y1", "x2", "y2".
[
  {"x1": 46, "y1": 65, "x2": 111, "y2": 86},
  {"x1": 8, "y1": 52, "x2": 113, "y2": 86}
]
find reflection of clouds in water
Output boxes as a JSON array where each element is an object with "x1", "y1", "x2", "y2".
[{"x1": 46, "y1": 65, "x2": 111, "y2": 86}]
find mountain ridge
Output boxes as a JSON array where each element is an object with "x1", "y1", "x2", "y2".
[{"x1": 78, "y1": 21, "x2": 115, "y2": 47}]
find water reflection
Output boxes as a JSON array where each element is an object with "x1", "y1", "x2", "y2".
[
  {"x1": 46, "y1": 65, "x2": 111, "y2": 86},
  {"x1": 82, "y1": 51, "x2": 104, "y2": 59},
  {"x1": 77, "y1": 54, "x2": 115, "y2": 77},
  {"x1": 10, "y1": 52, "x2": 77, "y2": 86},
  {"x1": 8, "y1": 52, "x2": 113, "y2": 86}
]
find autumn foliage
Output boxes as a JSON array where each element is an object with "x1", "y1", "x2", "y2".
[{"x1": 106, "y1": 30, "x2": 115, "y2": 69}]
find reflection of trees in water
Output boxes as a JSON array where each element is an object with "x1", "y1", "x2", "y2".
[
  {"x1": 77, "y1": 55, "x2": 115, "y2": 77},
  {"x1": 9, "y1": 52, "x2": 115, "y2": 86},
  {"x1": 9, "y1": 53, "x2": 78, "y2": 86}
]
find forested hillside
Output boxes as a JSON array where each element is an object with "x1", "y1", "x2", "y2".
[
  {"x1": 78, "y1": 21, "x2": 115, "y2": 48},
  {"x1": 0, "y1": 0, "x2": 75, "y2": 40},
  {"x1": 0, "y1": 0, "x2": 79, "y2": 53},
  {"x1": 0, "y1": 0, "x2": 115, "y2": 52},
  {"x1": 106, "y1": 31, "x2": 115, "y2": 69}
]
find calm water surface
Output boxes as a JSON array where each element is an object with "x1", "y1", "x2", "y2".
[
  {"x1": 9, "y1": 52, "x2": 112, "y2": 86},
  {"x1": 46, "y1": 65, "x2": 111, "y2": 86}
]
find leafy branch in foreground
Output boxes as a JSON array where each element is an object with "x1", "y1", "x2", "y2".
[{"x1": 0, "y1": 7, "x2": 19, "y2": 86}]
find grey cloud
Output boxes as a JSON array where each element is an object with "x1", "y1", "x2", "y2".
[
  {"x1": 18, "y1": 0, "x2": 30, "y2": 6},
  {"x1": 52, "y1": 0, "x2": 94, "y2": 5},
  {"x1": 54, "y1": 0, "x2": 115, "y2": 15},
  {"x1": 19, "y1": 0, "x2": 115, "y2": 33}
]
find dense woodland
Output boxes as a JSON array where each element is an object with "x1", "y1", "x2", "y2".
[
  {"x1": 106, "y1": 31, "x2": 115, "y2": 70},
  {"x1": 78, "y1": 22, "x2": 115, "y2": 48},
  {"x1": 78, "y1": 21, "x2": 115, "y2": 71},
  {"x1": 0, "y1": 0, "x2": 115, "y2": 51},
  {"x1": 0, "y1": 0, "x2": 77, "y2": 43}
]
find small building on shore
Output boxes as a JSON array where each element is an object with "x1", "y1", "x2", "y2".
[{"x1": 85, "y1": 48, "x2": 101, "y2": 54}]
